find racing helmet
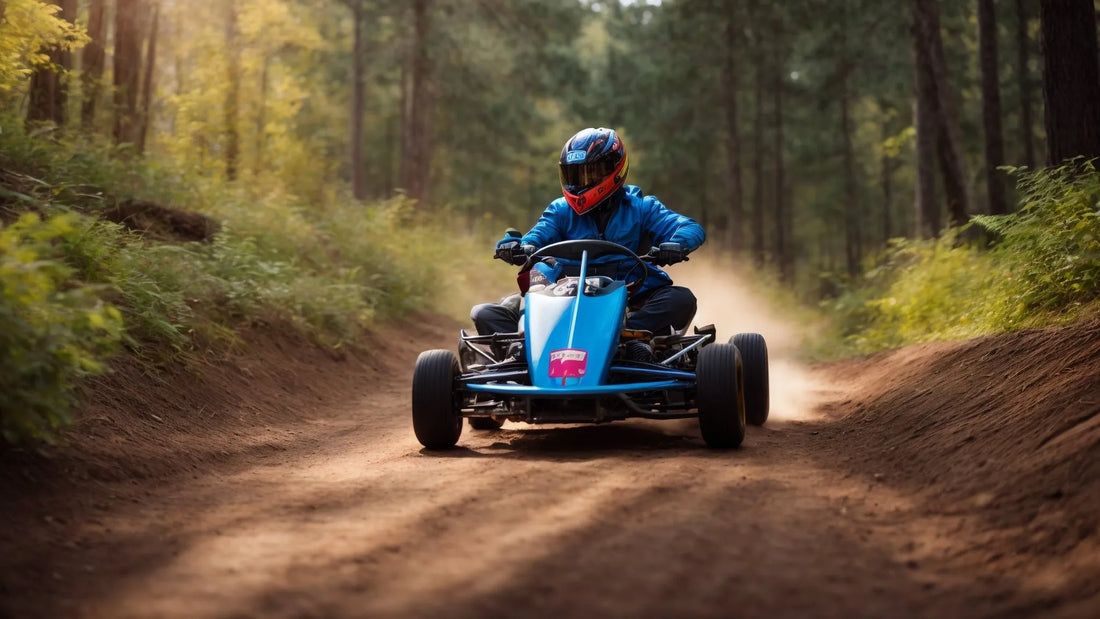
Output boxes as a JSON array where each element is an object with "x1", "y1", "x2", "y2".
[{"x1": 558, "y1": 127, "x2": 629, "y2": 216}]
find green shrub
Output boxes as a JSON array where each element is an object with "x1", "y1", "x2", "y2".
[
  {"x1": 0, "y1": 213, "x2": 123, "y2": 443},
  {"x1": 816, "y1": 163, "x2": 1100, "y2": 358},
  {"x1": 973, "y1": 161, "x2": 1100, "y2": 311}
]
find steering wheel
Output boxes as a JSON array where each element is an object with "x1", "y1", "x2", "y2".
[{"x1": 528, "y1": 240, "x2": 648, "y2": 294}]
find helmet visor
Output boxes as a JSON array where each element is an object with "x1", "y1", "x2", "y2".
[{"x1": 559, "y1": 157, "x2": 620, "y2": 192}]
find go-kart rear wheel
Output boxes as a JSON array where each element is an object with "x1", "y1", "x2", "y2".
[
  {"x1": 469, "y1": 417, "x2": 504, "y2": 431},
  {"x1": 731, "y1": 333, "x2": 770, "y2": 426},
  {"x1": 412, "y1": 350, "x2": 463, "y2": 449},
  {"x1": 696, "y1": 343, "x2": 746, "y2": 448}
]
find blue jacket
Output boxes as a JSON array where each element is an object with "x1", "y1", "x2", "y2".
[{"x1": 520, "y1": 185, "x2": 705, "y2": 297}]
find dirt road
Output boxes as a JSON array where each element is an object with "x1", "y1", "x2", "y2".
[{"x1": 1, "y1": 261, "x2": 1097, "y2": 618}]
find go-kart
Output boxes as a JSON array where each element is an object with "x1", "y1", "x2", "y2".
[{"x1": 411, "y1": 238, "x2": 769, "y2": 450}]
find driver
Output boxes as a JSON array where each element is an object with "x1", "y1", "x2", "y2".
[{"x1": 471, "y1": 127, "x2": 705, "y2": 338}]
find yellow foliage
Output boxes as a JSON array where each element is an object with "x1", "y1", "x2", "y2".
[{"x1": 0, "y1": 0, "x2": 87, "y2": 96}]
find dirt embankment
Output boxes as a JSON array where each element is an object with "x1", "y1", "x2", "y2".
[{"x1": 0, "y1": 263, "x2": 1097, "y2": 618}]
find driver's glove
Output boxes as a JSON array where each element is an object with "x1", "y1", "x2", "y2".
[
  {"x1": 652, "y1": 242, "x2": 686, "y2": 266},
  {"x1": 494, "y1": 239, "x2": 520, "y2": 262},
  {"x1": 495, "y1": 240, "x2": 535, "y2": 265}
]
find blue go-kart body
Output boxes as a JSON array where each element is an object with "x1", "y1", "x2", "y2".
[{"x1": 411, "y1": 240, "x2": 770, "y2": 450}]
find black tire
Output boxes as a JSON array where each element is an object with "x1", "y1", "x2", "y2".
[
  {"x1": 731, "y1": 333, "x2": 770, "y2": 426},
  {"x1": 469, "y1": 417, "x2": 504, "y2": 431},
  {"x1": 696, "y1": 343, "x2": 746, "y2": 448},
  {"x1": 412, "y1": 350, "x2": 463, "y2": 449}
]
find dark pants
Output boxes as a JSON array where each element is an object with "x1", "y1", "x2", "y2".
[{"x1": 471, "y1": 285, "x2": 697, "y2": 336}]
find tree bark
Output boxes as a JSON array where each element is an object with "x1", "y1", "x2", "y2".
[
  {"x1": 749, "y1": 6, "x2": 767, "y2": 269},
  {"x1": 911, "y1": 0, "x2": 970, "y2": 226},
  {"x1": 774, "y1": 47, "x2": 791, "y2": 283},
  {"x1": 840, "y1": 69, "x2": 860, "y2": 278},
  {"x1": 912, "y1": 19, "x2": 940, "y2": 238},
  {"x1": 81, "y1": 0, "x2": 107, "y2": 129},
  {"x1": 26, "y1": 0, "x2": 76, "y2": 127},
  {"x1": 350, "y1": 1, "x2": 367, "y2": 199},
  {"x1": 881, "y1": 126, "x2": 895, "y2": 243},
  {"x1": 401, "y1": 0, "x2": 433, "y2": 203},
  {"x1": 224, "y1": 0, "x2": 241, "y2": 180},
  {"x1": 1015, "y1": 0, "x2": 1035, "y2": 168},
  {"x1": 979, "y1": 0, "x2": 1007, "y2": 214},
  {"x1": 722, "y1": 0, "x2": 743, "y2": 253},
  {"x1": 137, "y1": 2, "x2": 159, "y2": 154},
  {"x1": 1039, "y1": 0, "x2": 1100, "y2": 164},
  {"x1": 113, "y1": 0, "x2": 144, "y2": 145}
]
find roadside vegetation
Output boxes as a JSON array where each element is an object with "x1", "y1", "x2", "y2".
[
  {"x1": 0, "y1": 116, "x2": 503, "y2": 442},
  {"x1": 813, "y1": 162, "x2": 1100, "y2": 358}
]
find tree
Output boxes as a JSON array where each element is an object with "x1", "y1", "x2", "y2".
[
  {"x1": 224, "y1": 0, "x2": 241, "y2": 179},
  {"x1": 80, "y1": 0, "x2": 106, "y2": 129},
  {"x1": 910, "y1": 0, "x2": 970, "y2": 227},
  {"x1": 137, "y1": 1, "x2": 160, "y2": 153},
  {"x1": 978, "y1": 0, "x2": 1007, "y2": 214},
  {"x1": 113, "y1": 0, "x2": 144, "y2": 145},
  {"x1": 349, "y1": 0, "x2": 367, "y2": 199},
  {"x1": 400, "y1": 0, "x2": 433, "y2": 203},
  {"x1": 722, "y1": 0, "x2": 743, "y2": 253},
  {"x1": 26, "y1": 0, "x2": 76, "y2": 127},
  {"x1": 1039, "y1": 0, "x2": 1100, "y2": 164},
  {"x1": 1015, "y1": 0, "x2": 1036, "y2": 168}
]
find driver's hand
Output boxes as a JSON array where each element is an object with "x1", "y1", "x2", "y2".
[
  {"x1": 495, "y1": 241, "x2": 535, "y2": 265},
  {"x1": 652, "y1": 242, "x2": 687, "y2": 266},
  {"x1": 494, "y1": 240, "x2": 519, "y2": 262}
]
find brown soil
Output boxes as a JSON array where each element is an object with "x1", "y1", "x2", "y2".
[{"x1": 1, "y1": 279, "x2": 1097, "y2": 617}]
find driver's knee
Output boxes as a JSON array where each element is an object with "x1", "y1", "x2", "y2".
[
  {"x1": 665, "y1": 286, "x2": 697, "y2": 331},
  {"x1": 471, "y1": 303, "x2": 519, "y2": 336}
]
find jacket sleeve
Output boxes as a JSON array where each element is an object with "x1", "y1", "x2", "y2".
[
  {"x1": 521, "y1": 199, "x2": 567, "y2": 248},
  {"x1": 640, "y1": 195, "x2": 706, "y2": 251}
]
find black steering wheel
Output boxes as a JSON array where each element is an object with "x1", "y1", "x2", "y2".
[{"x1": 528, "y1": 239, "x2": 648, "y2": 294}]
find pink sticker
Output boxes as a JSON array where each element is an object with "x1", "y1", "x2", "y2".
[{"x1": 549, "y1": 349, "x2": 588, "y2": 382}]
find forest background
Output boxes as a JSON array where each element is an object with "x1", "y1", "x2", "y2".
[{"x1": 1, "y1": 0, "x2": 1098, "y2": 442}]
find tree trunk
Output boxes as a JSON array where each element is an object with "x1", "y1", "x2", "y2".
[
  {"x1": 911, "y1": 0, "x2": 970, "y2": 226},
  {"x1": 137, "y1": 2, "x2": 159, "y2": 154},
  {"x1": 1015, "y1": 0, "x2": 1035, "y2": 168},
  {"x1": 26, "y1": 0, "x2": 76, "y2": 127},
  {"x1": 224, "y1": 0, "x2": 241, "y2": 180},
  {"x1": 81, "y1": 0, "x2": 107, "y2": 129},
  {"x1": 840, "y1": 69, "x2": 860, "y2": 278},
  {"x1": 912, "y1": 19, "x2": 940, "y2": 238},
  {"x1": 722, "y1": 0, "x2": 743, "y2": 253},
  {"x1": 113, "y1": 0, "x2": 144, "y2": 145},
  {"x1": 401, "y1": 0, "x2": 433, "y2": 203},
  {"x1": 978, "y1": 0, "x2": 1008, "y2": 214},
  {"x1": 1039, "y1": 0, "x2": 1100, "y2": 164},
  {"x1": 255, "y1": 58, "x2": 268, "y2": 178},
  {"x1": 774, "y1": 48, "x2": 791, "y2": 283},
  {"x1": 350, "y1": 1, "x2": 367, "y2": 199},
  {"x1": 750, "y1": 29, "x2": 767, "y2": 268},
  {"x1": 881, "y1": 140, "x2": 894, "y2": 243}
]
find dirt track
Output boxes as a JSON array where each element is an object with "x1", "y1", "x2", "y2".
[{"x1": 1, "y1": 261, "x2": 1097, "y2": 618}]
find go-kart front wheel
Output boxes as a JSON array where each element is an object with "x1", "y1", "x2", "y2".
[
  {"x1": 412, "y1": 350, "x2": 463, "y2": 449},
  {"x1": 731, "y1": 333, "x2": 769, "y2": 426},
  {"x1": 696, "y1": 343, "x2": 746, "y2": 448}
]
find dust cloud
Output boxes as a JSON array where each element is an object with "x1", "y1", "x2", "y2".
[{"x1": 672, "y1": 257, "x2": 832, "y2": 422}]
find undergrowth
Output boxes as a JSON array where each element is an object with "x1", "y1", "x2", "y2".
[
  {"x1": 813, "y1": 161, "x2": 1100, "y2": 358},
  {"x1": 0, "y1": 115, "x2": 503, "y2": 442}
]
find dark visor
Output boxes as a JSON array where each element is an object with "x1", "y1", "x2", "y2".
[{"x1": 560, "y1": 157, "x2": 619, "y2": 190}]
